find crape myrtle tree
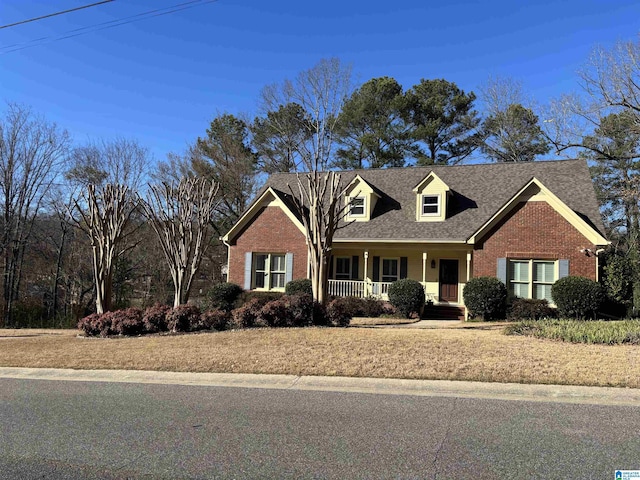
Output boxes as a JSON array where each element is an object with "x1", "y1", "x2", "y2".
[
  {"x1": 139, "y1": 177, "x2": 219, "y2": 311},
  {"x1": 260, "y1": 57, "x2": 352, "y2": 304},
  {"x1": 73, "y1": 184, "x2": 137, "y2": 315},
  {"x1": 0, "y1": 103, "x2": 70, "y2": 325}
]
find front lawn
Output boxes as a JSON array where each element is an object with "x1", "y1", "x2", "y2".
[{"x1": 1, "y1": 325, "x2": 640, "y2": 387}]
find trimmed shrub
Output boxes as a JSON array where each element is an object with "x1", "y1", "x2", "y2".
[
  {"x1": 231, "y1": 298, "x2": 265, "y2": 329},
  {"x1": 236, "y1": 291, "x2": 284, "y2": 308},
  {"x1": 326, "y1": 298, "x2": 351, "y2": 327},
  {"x1": 110, "y1": 308, "x2": 144, "y2": 336},
  {"x1": 166, "y1": 304, "x2": 201, "y2": 332},
  {"x1": 508, "y1": 298, "x2": 555, "y2": 321},
  {"x1": 329, "y1": 296, "x2": 385, "y2": 318},
  {"x1": 463, "y1": 277, "x2": 507, "y2": 320},
  {"x1": 287, "y1": 293, "x2": 316, "y2": 327},
  {"x1": 312, "y1": 302, "x2": 329, "y2": 326},
  {"x1": 285, "y1": 279, "x2": 313, "y2": 296},
  {"x1": 259, "y1": 299, "x2": 293, "y2": 327},
  {"x1": 206, "y1": 282, "x2": 243, "y2": 312},
  {"x1": 142, "y1": 303, "x2": 171, "y2": 333},
  {"x1": 551, "y1": 276, "x2": 604, "y2": 320},
  {"x1": 388, "y1": 279, "x2": 425, "y2": 319},
  {"x1": 196, "y1": 309, "x2": 230, "y2": 331},
  {"x1": 78, "y1": 313, "x2": 109, "y2": 337}
]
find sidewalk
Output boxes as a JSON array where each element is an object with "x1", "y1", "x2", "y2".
[{"x1": 1, "y1": 367, "x2": 639, "y2": 406}]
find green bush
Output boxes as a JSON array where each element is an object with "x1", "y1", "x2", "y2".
[
  {"x1": 285, "y1": 279, "x2": 313, "y2": 296},
  {"x1": 206, "y1": 282, "x2": 243, "y2": 312},
  {"x1": 462, "y1": 277, "x2": 507, "y2": 320},
  {"x1": 508, "y1": 298, "x2": 555, "y2": 321},
  {"x1": 388, "y1": 279, "x2": 425, "y2": 319},
  {"x1": 505, "y1": 319, "x2": 640, "y2": 345},
  {"x1": 551, "y1": 276, "x2": 604, "y2": 320}
]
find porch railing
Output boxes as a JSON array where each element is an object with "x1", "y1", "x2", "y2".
[{"x1": 328, "y1": 279, "x2": 437, "y2": 303}]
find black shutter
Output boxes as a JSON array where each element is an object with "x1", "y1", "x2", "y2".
[
  {"x1": 351, "y1": 256, "x2": 359, "y2": 280},
  {"x1": 328, "y1": 255, "x2": 334, "y2": 279},
  {"x1": 372, "y1": 256, "x2": 380, "y2": 282},
  {"x1": 400, "y1": 257, "x2": 408, "y2": 279}
]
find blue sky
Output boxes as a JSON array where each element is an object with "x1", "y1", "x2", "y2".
[{"x1": 1, "y1": 0, "x2": 639, "y2": 163}]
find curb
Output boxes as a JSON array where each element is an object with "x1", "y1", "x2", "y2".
[{"x1": 1, "y1": 367, "x2": 639, "y2": 406}]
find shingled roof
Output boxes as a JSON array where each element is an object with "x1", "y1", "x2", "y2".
[{"x1": 257, "y1": 159, "x2": 606, "y2": 242}]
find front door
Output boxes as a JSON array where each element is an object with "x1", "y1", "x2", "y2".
[{"x1": 439, "y1": 259, "x2": 459, "y2": 302}]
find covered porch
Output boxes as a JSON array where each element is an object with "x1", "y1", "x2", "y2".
[{"x1": 326, "y1": 243, "x2": 472, "y2": 306}]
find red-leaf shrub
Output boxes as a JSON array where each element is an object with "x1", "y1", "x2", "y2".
[
  {"x1": 230, "y1": 298, "x2": 265, "y2": 329},
  {"x1": 167, "y1": 304, "x2": 201, "y2": 332},
  {"x1": 142, "y1": 303, "x2": 171, "y2": 333},
  {"x1": 259, "y1": 299, "x2": 293, "y2": 327},
  {"x1": 312, "y1": 302, "x2": 329, "y2": 326},
  {"x1": 287, "y1": 294, "x2": 315, "y2": 327},
  {"x1": 78, "y1": 313, "x2": 108, "y2": 337},
  {"x1": 196, "y1": 309, "x2": 230, "y2": 331},
  {"x1": 326, "y1": 298, "x2": 351, "y2": 327},
  {"x1": 110, "y1": 308, "x2": 144, "y2": 336}
]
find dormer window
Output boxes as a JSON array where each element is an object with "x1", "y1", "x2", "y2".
[
  {"x1": 349, "y1": 197, "x2": 366, "y2": 217},
  {"x1": 421, "y1": 195, "x2": 440, "y2": 216}
]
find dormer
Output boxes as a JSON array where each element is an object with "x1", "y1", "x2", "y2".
[
  {"x1": 344, "y1": 175, "x2": 381, "y2": 222},
  {"x1": 413, "y1": 171, "x2": 450, "y2": 222}
]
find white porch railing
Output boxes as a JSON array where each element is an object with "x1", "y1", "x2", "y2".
[{"x1": 328, "y1": 279, "x2": 437, "y2": 303}]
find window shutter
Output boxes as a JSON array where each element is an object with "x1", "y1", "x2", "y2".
[
  {"x1": 372, "y1": 256, "x2": 380, "y2": 282},
  {"x1": 559, "y1": 259, "x2": 569, "y2": 279},
  {"x1": 496, "y1": 258, "x2": 507, "y2": 284},
  {"x1": 351, "y1": 256, "x2": 359, "y2": 280},
  {"x1": 244, "y1": 252, "x2": 253, "y2": 290},
  {"x1": 400, "y1": 257, "x2": 408, "y2": 279},
  {"x1": 285, "y1": 253, "x2": 294, "y2": 284},
  {"x1": 328, "y1": 255, "x2": 333, "y2": 279}
]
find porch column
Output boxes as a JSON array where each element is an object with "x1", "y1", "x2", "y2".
[
  {"x1": 363, "y1": 251, "x2": 369, "y2": 297},
  {"x1": 422, "y1": 252, "x2": 427, "y2": 283},
  {"x1": 466, "y1": 250, "x2": 472, "y2": 282}
]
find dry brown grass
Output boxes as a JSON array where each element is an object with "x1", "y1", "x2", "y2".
[
  {"x1": 1, "y1": 326, "x2": 639, "y2": 387},
  {"x1": 349, "y1": 317, "x2": 419, "y2": 326}
]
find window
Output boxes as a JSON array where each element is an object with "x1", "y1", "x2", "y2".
[
  {"x1": 382, "y1": 258, "x2": 399, "y2": 282},
  {"x1": 253, "y1": 253, "x2": 286, "y2": 290},
  {"x1": 349, "y1": 197, "x2": 365, "y2": 216},
  {"x1": 509, "y1": 259, "x2": 556, "y2": 302},
  {"x1": 421, "y1": 195, "x2": 440, "y2": 216},
  {"x1": 335, "y1": 257, "x2": 352, "y2": 280}
]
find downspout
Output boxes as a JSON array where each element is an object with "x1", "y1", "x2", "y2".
[
  {"x1": 595, "y1": 248, "x2": 605, "y2": 282},
  {"x1": 220, "y1": 236, "x2": 231, "y2": 283}
]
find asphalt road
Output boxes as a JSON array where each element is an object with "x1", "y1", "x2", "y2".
[{"x1": 1, "y1": 377, "x2": 639, "y2": 479}]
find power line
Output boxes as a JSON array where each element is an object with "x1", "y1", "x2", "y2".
[
  {"x1": 0, "y1": 1, "x2": 115, "y2": 30},
  {"x1": 0, "y1": 0, "x2": 218, "y2": 54}
]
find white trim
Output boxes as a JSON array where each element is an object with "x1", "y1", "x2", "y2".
[
  {"x1": 334, "y1": 256, "x2": 353, "y2": 280},
  {"x1": 348, "y1": 196, "x2": 366, "y2": 217}
]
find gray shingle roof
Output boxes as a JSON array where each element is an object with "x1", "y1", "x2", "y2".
[{"x1": 259, "y1": 159, "x2": 606, "y2": 242}]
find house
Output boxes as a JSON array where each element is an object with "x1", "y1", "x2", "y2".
[{"x1": 222, "y1": 159, "x2": 608, "y2": 318}]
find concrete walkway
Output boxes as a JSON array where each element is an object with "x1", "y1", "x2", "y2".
[{"x1": 1, "y1": 367, "x2": 639, "y2": 406}]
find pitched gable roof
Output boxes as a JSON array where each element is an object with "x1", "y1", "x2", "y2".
[{"x1": 246, "y1": 159, "x2": 607, "y2": 244}]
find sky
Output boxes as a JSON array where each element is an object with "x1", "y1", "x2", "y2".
[{"x1": 1, "y1": 0, "x2": 639, "y2": 164}]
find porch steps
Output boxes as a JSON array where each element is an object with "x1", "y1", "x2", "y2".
[{"x1": 421, "y1": 305, "x2": 465, "y2": 321}]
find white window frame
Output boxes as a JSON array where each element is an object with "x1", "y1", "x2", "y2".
[
  {"x1": 381, "y1": 257, "x2": 400, "y2": 283},
  {"x1": 335, "y1": 257, "x2": 352, "y2": 280},
  {"x1": 421, "y1": 194, "x2": 440, "y2": 217},
  {"x1": 508, "y1": 259, "x2": 557, "y2": 302},
  {"x1": 348, "y1": 196, "x2": 366, "y2": 217},
  {"x1": 253, "y1": 253, "x2": 286, "y2": 291}
]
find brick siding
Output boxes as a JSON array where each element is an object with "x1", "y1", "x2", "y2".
[
  {"x1": 473, "y1": 201, "x2": 598, "y2": 280},
  {"x1": 228, "y1": 206, "x2": 308, "y2": 288}
]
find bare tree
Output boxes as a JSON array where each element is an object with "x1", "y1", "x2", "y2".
[
  {"x1": 73, "y1": 184, "x2": 137, "y2": 314},
  {"x1": 66, "y1": 137, "x2": 151, "y2": 192},
  {"x1": 139, "y1": 177, "x2": 219, "y2": 311},
  {"x1": 0, "y1": 103, "x2": 70, "y2": 325},
  {"x1": 261, "y1": 58, "x2": 352, "y2": 304}
]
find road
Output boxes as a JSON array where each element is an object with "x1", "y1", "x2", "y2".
[{"x1": 0, "y1": 374, "x2": 639, "y2": 479}]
